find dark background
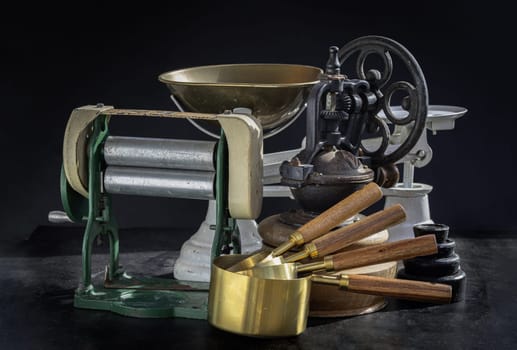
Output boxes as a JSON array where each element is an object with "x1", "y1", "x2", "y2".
[{"x1": 1, "y1": 0, "x2": 515, "y2": 245}]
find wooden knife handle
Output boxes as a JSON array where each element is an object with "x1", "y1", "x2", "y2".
[
  {"x1": 343, "y1": 274, "x2": 452, "y2": 304},
  {"x1": 331, "y1": 235, "x2": 438, "y2": 271},
  {"x1": 296, "y1": 182, "x2": 382, "y2": 243},
  {"x1": 311, "y1": 204, "x2": 406, "y2": 257}
]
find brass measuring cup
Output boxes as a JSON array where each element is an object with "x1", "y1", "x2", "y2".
[{"x1": 208, "y1": 254, "x2": 451, "y2": 337}]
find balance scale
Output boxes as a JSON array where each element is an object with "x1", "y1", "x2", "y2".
[
  {"x1": 378, "y1": 105, "x2": 467, "y2": 241},
  {"x1": 50, "y1": 36, "x2": 466, "y2": 319}
]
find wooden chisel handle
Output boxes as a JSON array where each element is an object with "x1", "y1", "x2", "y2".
[
  {"x1": 330, "y1": 235, "x2": 438, "y2": 271},
  {"x1": 311, "y1": 204, "x2": 406, "y2": 258},
  {"x1": 312, "y1": 274, "x2": 452, "y2": 304},
  {"x1": 344, "y1": 275, "x2": 451, "y2": 304},
  {"x1": 296, "y1": 182, "x2": 382, "y2": 243}
]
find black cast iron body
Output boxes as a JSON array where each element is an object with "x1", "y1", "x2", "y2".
[{"x1": 281, "y1": 36, "x2": 429, "y2": 213}]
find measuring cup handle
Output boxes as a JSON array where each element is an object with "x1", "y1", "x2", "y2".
[
  {"x1": 344, "y1": 274, "x2": 452, "y2": 304},
  {"x1": 296, "y1": 182, "x2": 382, "y2": 243},
  {"x1": 311, "y1": 204, "x2": 406, "y2": 258},
  {"x1": 331, "y1": 234, "x2": 438, "y2": 271}
]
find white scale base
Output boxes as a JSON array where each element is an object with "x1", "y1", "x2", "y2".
[
  {"x1": 383, "y1": 182, "x2": 434, "y2": 241},
  {"x1": 173, "y1": 200, "x2": 262, "y2": 282}
]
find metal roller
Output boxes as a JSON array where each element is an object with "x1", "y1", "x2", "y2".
[
  {"x1": 104, "y1": 136, "x2": 216, "y2": 171},
  {"x1": 104, "y1": 166, "x2": 215, "y2": 200}
]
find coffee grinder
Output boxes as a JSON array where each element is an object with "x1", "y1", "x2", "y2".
[{"x1": 259, "y1": 36, "x2": 429, "y2": 246}]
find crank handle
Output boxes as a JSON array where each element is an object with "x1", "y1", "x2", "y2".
[{"x1": 48, "y1": 210, "x2": 74, "y2": 224}]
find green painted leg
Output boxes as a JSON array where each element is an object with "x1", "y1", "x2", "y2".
[{"x1": 212, "y1": 130, "x2": 241, "y2": 258}]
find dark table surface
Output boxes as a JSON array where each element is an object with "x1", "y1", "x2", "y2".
[{"x1": 1, "y1": 226, "x2": 516, "y2": 349}]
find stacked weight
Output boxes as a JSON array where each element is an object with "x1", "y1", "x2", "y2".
[{"x1": 398, "y1": 223, "x2": 467, "y2": 302}]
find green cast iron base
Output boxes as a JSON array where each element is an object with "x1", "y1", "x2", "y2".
[{"x1": 74, "y1": 272, "x2": 209, "y2": 319}]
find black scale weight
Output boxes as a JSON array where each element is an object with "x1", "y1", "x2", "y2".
[{"x1": 398, "y1": 223, "x2": 467, "y2": 302}]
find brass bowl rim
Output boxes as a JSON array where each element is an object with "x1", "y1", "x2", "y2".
[
  {"x1": 214, "y1": 254, "x2": 310, "y2": 281},
  {"x1": 158, "y1": 63, "x2": 324, "y2": 88}
]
